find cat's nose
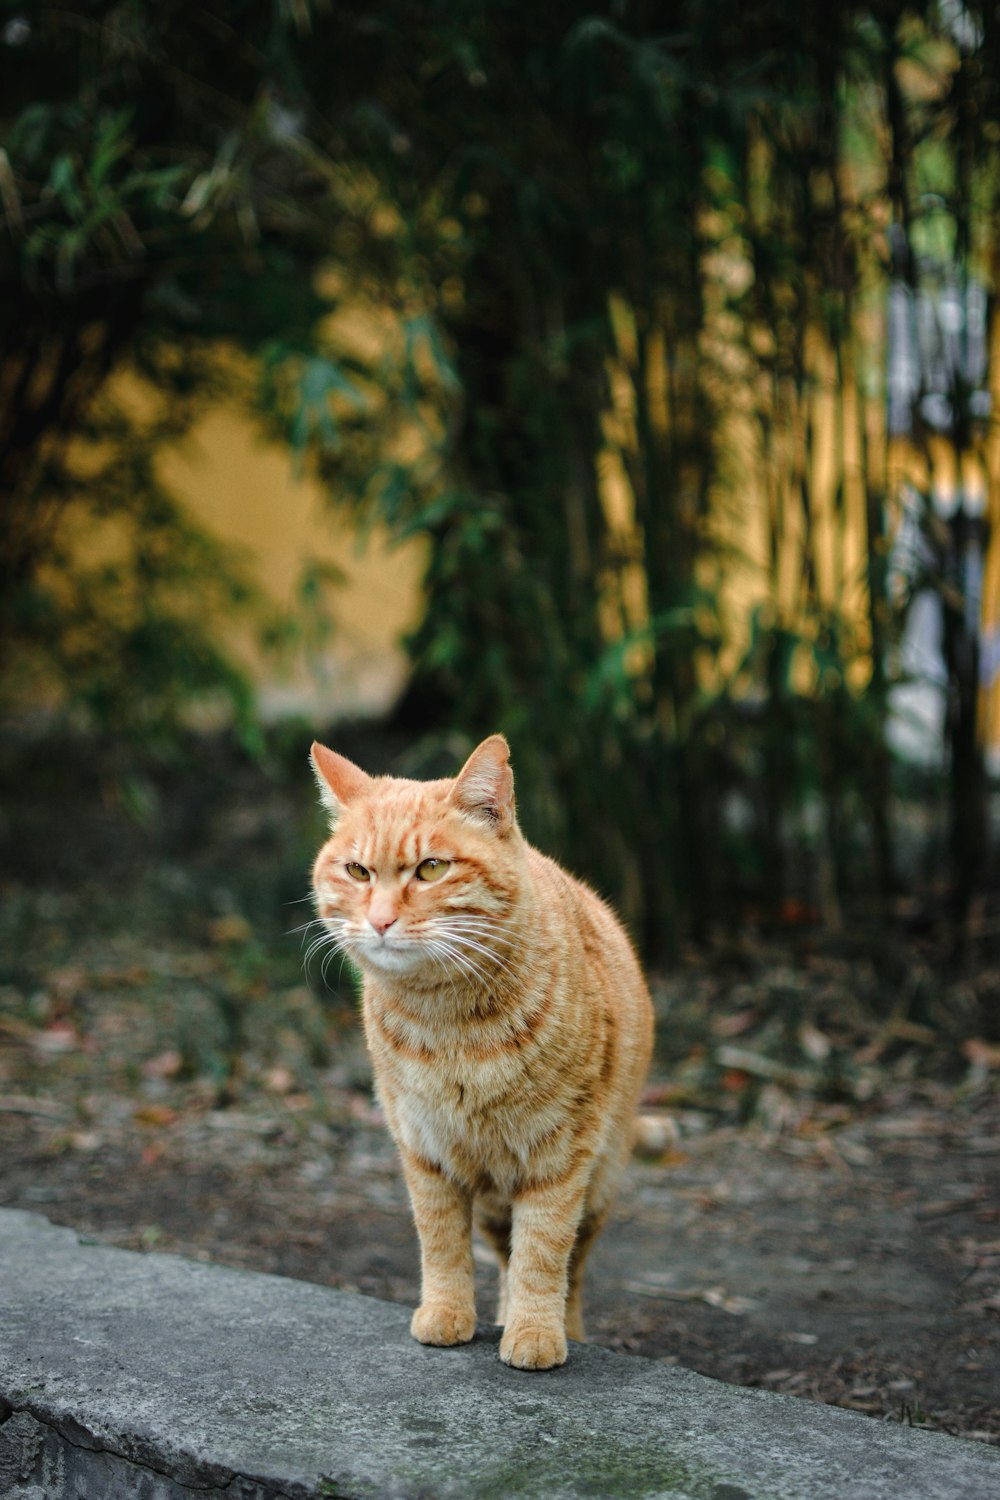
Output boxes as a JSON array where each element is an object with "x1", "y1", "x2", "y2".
[{"x1": 369, "y1": 912, "x2": 397, "y2": 936}]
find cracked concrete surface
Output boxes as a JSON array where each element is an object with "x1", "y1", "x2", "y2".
[{"x1": 1, "y1": 1209, "x2": 998, "y2": 1500}]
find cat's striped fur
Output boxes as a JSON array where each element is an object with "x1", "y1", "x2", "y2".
[{"x1": 309, "y1": 734, "x2": 654, "y2": 1370}]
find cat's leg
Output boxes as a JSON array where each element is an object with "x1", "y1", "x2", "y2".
[
  {"x1": 500, "y1": 1171, "x2": 589, "y2": 1370},
  {"x1": 474, "y1": 1206, "x2": 512, "y2": 1325},
  {"x1": 564, "y1": 1208, "x2": 607, "y2": 1341},
  {"x1": 399, "y1": 1148, "x2": 477, "y2": 1346},
  {"x1": 565, "y1": 1146, "x2": 628, "y2": 1340}
]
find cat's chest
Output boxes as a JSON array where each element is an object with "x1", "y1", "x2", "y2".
[
  {"x1": 365, "y1": 994, "x2": 533, "y2": 1087},
  {"x1": 393, "y1": 1072, "x2": 565, "y2": 1196},
  {"x1": 371, "y1": 1006, "x2": 530, "y2": 1110},
  {"x1": 364, "y1": 995, "x2": 559, "y2": 1173}
]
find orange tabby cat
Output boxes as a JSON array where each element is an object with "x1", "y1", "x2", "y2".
[{"x1": 309, "y1": 734, "x2": 654, "y2": 1370}]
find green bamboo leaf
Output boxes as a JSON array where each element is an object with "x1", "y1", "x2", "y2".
[
  {"x1": 49, "y1": 154, "x2": 84, "y2": 218},
  {"x1": 89, "y1": 110, "x2": 133, "y2": 187}
]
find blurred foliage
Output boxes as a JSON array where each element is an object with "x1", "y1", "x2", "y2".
[
  {"x1": 274, "y1": 0, "x2": 1000, "y2": 956},
  {"x1": 0, "y1": 0, "x2": 335, "y2": 744},
  {"x1": 5, "y1": 2, "x2": 1000, "y2": 958}
]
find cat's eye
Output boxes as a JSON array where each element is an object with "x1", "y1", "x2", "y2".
[
  {"x1": 345, "y1": 861, "x2": 370, "y2": 882},
  {"x1": 415, "y1": 858, "x2": 450, "y2": 883}
]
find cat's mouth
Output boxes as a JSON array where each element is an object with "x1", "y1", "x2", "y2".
[{"x1": 352, "y1": 932, "x2": 427, "y2": 974}]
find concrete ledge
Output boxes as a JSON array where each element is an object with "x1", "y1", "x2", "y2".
[{"x1": 1, "y1": 1209, "x2": 997, "y2": 1500}]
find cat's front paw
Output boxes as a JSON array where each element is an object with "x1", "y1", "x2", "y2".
[
  {"x1": 411, "y1": 1301, "x2": 476, "y2": 1347},
  {"x1": 499, "y1": 1321, "x2": 567, "y2": 1371}
]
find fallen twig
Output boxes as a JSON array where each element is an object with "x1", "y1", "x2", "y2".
[
  {"x1": 0, "y1": 1094, "x2": 69, "y2": 1118},
  {"x1": 624, "y1": 1280, "x2": 759, "y2": 1315}
]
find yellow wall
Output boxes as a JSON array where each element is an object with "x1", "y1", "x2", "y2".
[{"x1": 159, "y1": 405, "x2": 426, "y2": 723}]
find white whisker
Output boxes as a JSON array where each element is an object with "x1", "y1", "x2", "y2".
[
  {"x1": 304, "y1": 939, "x2": 337, "y2": 973},
  {"x1": 426, "y1": 935, "x2": 514, "y2": 992},
  {"x1": 438, "y1": 919, "x2": 518, "y2": 947},
  {"x1": 422, "y1": 940, "x2": 465, "y2": 1007},
  {"x1": 441, "y1": 933, "x2": 524, "y2": 985},
  {"x1": 426, "y1": 917, "x2": 515, "y2": 945},
  {"x1": 435, "y1": 925, "x2": 527, "y2": 965},
  {"x1": 423, "y1": 936, "x2": 492, "y2": 986},
  {"x1": 299, "y1": 910, "x2": 357, "y2": 991},
  {"x1": 321, "y1": 943, "x2": 342, "y2": 987},
  {"x1": 287, "y1": 917, "x2": 327, "y2": 938},
  {"x1": 444, "y1": 923, "x2": 550, "y2": 978}
]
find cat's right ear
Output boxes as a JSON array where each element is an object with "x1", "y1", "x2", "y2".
[{"x1": 310, "y1": 742, "x2": 372, "y2": 820}]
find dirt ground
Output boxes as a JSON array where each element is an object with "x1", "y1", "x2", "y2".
[
  {"x1": 0, "y1": 734, "x2": 998, "y2": 1448},
  {"x1": 2, "y1": 1055, "x2": 999, "y2": 1445}
]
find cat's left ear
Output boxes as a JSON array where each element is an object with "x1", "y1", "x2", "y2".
[
  {"x1": 452, "y1": 734, "x2": 515, "y2": 834},
  {"x1": 310, "y1": 741, "x2": 372, "y2": 820}
]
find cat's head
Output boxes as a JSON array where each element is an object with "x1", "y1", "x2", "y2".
[{"x1": 309, "y1": 735, "x2": 522, "y2": 981}]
